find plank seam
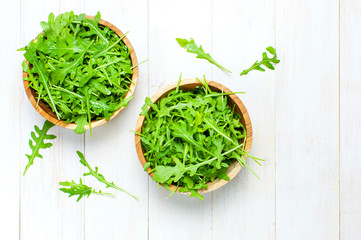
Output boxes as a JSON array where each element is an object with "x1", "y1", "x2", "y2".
[
  {"x1": 338, "y1": 0, "x2": 341, "y2": 239},
  {"x1": 19, "y1": 0, "x2": 23, "y2": 239},
  {"x1": 274, "y1": 0, "x2": 277, "y2": 239}
]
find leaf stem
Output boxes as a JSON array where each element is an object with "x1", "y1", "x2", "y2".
[{"x1": 78, "y1": 151, "x2": 138, "y2": 200}]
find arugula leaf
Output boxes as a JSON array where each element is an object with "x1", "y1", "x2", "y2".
[
  {"x1": 74, "y1": 114, "x2": 88, "y2": 134},
  {"x1": 152, "y1": 165, "x2": 183, "y2": 184},
  {"x1": 189, "y1": 190, "x2": 204, "y2": 200},
  {"x1": 82, "y1": 12, "x2": 109, "y2": 44},
  {"x1": 59, "y1": 178, "x2": 114, "y2": 202},
  {"x1": 240, "y1": 46, "x2": 280, "y2": 76},
  {"x1": 24, "y1": 49, "x2": 61, "y2": 119},
  {"x1": 49, "y1": 40, "x2": 94, "y2": 85},
  {"x1": 176, "y1": 38, "x2": 232, "y2": 73},
  {"x1": 77, "y1": 151, "x2": 138, "y2": 200},
  {"x1": 23, "y1": 120, "x2": 56, "y2": 175},
  {"x1": 170, "y1": 121, "x2": 214, "y2": 156}
]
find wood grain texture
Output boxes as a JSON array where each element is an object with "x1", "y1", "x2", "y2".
[
  {"x1": 135, "y1": 79, "x2": 253, "y2": 194},
  {"x1": 22, "y1": 16, "x2": 138, "y2": 130},
  {"x1": 83, "y1": 1, "x2": 149, "y2": 240},
  {"x1": 340, "y1": 0, "x2": 361, "y2": 238},
  {"x1": 3, "y1": 0, "x2": 361, "y2": 239},
  {"x1": 275, "y1": 0, "x2": 339, "y2": 239},
  {"x1": 211, "y1": 0, "x2": 276, "y2": 239},
  {"x1": 20, "y1": 1, "x2": 85, "y2": 240},
  {"x1": 148, "y1": 1, "x2": 213, "y2": 239},
  {"x1": 0, "y1": 0, "x2": 21, "y2": 239}
]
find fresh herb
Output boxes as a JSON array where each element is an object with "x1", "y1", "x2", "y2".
[
  {"x1": 78, "y1": 151, "x2": 138, "y2": 200},
  {"x1": 23, "y1": 120, "x2": 56, "y2": 175},
  {"x1": 59, "y1": 151, "x2": 138, "y2": 201},
  {"x1": 19, "y1": 11, "x2": 134, "y2": 135},
  {"x1": 240, "y1": 46, "x2": 280, "y2": 76},
  {"x1": 176, "y1": 38, "x2": 231, "y2": 73},
  {"x1": 59, "y1": 178, "x2": 114, "y2": 202},
  {"x1": 139, "y1": 77, "x2": 263, "y2": 199}
]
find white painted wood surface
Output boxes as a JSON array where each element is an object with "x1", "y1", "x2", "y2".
[
  {"x1": 275, "y1": 0, "x2": 340, "y2": 239},
  {"x1": 0, "y1": 0, "x2": 360, "y2": 239},
  {"x1": 340, "y1": 0, "x2": 361, "y2": 239}
]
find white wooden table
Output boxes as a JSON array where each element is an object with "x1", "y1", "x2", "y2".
[{"x1": 1, "y1": 0, "x2": 360, "y2": 239}]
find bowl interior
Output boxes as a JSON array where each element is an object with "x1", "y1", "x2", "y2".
[
  {"x1": 23, "y1": 15, "x2": 138, "y2": 130},
  {"x1": 135, "y1": 79, "x2": 252, "y2": 195}
]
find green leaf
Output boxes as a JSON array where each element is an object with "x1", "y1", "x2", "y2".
[
  {"x1": 240, "y1": 46, "x2": 280, "y2": 76},
  {"x1": 170, "y1": 121, "x2": 214, "y2": 156},
  {"x1": 74, "y1": 115, "x2": 88, "y2": 134},
  {"x1": 59, "y1": 178, "x2": 114, "y2": 202},
  {"x1": 176, "y1": 38, "x2": 232, "y2": 73},
  {"x1": 203, "y1": 117, "x2": 237, "y2": 145},
  {"x1": 77, "y1": 151, "x2": 138, "y2": 200},
  {"x1": 183, "y1": 176, "x2": 194, "y2": 189},
  {"x1": 25, "y1": 49, "x2": 61, "y2": 119},
  {"x1": 189, "y1": 190, "x2": 204, "y2": 200},
  {"x1": 144, "y1": 162, "x2": 151, "y2": 171},
  {"x1": 152, "y1": 165, "x2": 183, "y2": 184},
  {"x1": 49, "y1": 40, "x2": 94, "y2": 85},
  {"x1": 23, "y1": 120, "x2": 56, "y2": 175},
  {"x1": 93, "y1": 31, "x2": 128, "y2": 58},
  {"x1": 83, "y1": 15, "x2": 109, "y2": 44}
]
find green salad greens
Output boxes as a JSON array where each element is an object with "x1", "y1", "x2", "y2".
[
  {"x1": 138, "y1": 77, "x2": 263, "y2": 200},
  {"x1": 19, "y1": 11, "x2": 134, "y2": 135}
]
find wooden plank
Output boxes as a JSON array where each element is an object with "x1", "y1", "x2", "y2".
[
  {"x1": 211, "y1": 0, "x2": 276, "y2": 239},
  {"x1": 275, "y1": 0, "x2": 339, "y2": 239},
  {"x1": 0, "y1": 0, "x2": 21, "y2": 239},
  {"x1": 20, "y1": 2, "x2": 85, "y2": 240},
  {"x1": 148, "y1": 1, "x2": 213, "y2": 239},
  {"x1": 83, "y1": 1, "x2": 149, "y2": 239},
  {"x1": 340, "y1": 0, "x2": 361, "y2": 239}
]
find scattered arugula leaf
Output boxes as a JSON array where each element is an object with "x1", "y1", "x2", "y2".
[
  {"x1": 23, "y1": 120, "x2": 56, "y2": 175},
  {"x1": 176, "y1": 38, "x2": 232, "y2": 73},
  {"x1": 77, "y1": 151, "x2": 138, "y2": 200},
  {"x1": 19, "y1": 11, "x2": 134, "y2": 134},
  {"x1": 240, "y1": 46, "x2": 280, "y2": 76},
  {"x1": 59, "y1": 178, "x2": 114, "y2": 202},
  {"x1": 139, "y1": 77, "x2": 263, "y2": 200}
]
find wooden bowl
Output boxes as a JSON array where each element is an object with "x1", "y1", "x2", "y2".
[
  {"x1": 23, "y1": 15, "x2": 138, "y2": 130},
  {"x1": 135, "y1": 79, "x2": 253, "y2": 195}
]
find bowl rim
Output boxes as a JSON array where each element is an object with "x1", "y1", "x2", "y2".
[
  {"x1": 22, "y1": 15, "x2": 138, "y2": 130},
  {"x1": 135, "y1": 79, "x2": 253, "y2": 195}
]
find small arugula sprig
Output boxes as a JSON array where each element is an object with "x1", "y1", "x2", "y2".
[
  {"x1": 60, "y1": 151, "x2": 138, "y2": 201},
  {"x1": 59, "y1": 178, "x2": 114, "y2": 202},
  {"x1": 23, "y1": 120, "x2": 56, "y2": 175},
  {"x1": 240, "y1": 46, "x2": 280, "y2": 76},
  {"x1": 176, "y1": 38, "x2": 232, "y2": 73},
  {"x1": 79, "y1": 151, "x2": 138, "y2": 200}
]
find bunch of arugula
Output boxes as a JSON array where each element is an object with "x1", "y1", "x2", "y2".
[
  {"x1": 19, "y1": 11, "x2": 134, "y2": 135},
  {"x1": 139, "y1": 77, "x2": 263, "y2": 200}
]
